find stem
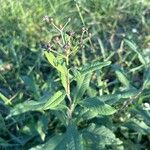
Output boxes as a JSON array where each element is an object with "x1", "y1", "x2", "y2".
[
  {"x1": 76, "y1": 3, "x2": 86, "y2": 26},
  {"x1": 65, "y1": 52, "x2": 74, "y2": 119},
  {"x1": 51, "y1": 22, "x2": 65, "y2": 45},
  {"x1": 60, "y1": 31, "x2": 65, "y2": 45}
]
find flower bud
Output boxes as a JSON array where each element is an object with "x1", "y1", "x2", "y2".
[
  {"x1": 43, "y1": 16, "x2": 53, "y2": 23},
  {"x1": 47, "y1": 42, "x2": 52, "y2": 51}
]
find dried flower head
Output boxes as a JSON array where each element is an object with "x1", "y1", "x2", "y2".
[
  {"x1": 46, "y1": 42, "x2": 52, "y2": 51},
  {"x1": 43, "y1": 16, "x2": 53, "y2": 23},
  {"x1": 63, "y1": 42, "x2": 70, "y2": 51},
  {"x1": 66, "y1": 31, "x2": 75, "y2": 37},
  {"x1": 82, "y1": 27, "x2": 88, "y2": 32}
]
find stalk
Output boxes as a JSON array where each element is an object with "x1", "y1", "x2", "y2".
[{"x1": 65, "y1": 52, "x2": 74, "y2": 119}]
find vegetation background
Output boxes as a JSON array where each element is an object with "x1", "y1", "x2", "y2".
[{"x1": 0, "y1": 0, "x2": 150, "y2": 149}]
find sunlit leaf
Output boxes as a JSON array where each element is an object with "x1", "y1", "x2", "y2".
[
  {"x1": 81, "y1": 61, "x2": 111, "y2": 75},
  {"x1": 74, "y1": 73, "x2": 92, "y2": 103},
  {"x1": 79, "y1": 97, "x2": 116, "y2": 115},
  {"x1": 0, "y1": 92, "x2": 11, "y2": 105},
  {"x1": 43, "y1": 91, "x2": 66, "y2": 110}
]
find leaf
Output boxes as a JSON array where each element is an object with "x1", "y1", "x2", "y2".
[
  {"x1": 44, "y1": 51, "x2": 57, "y2": 67},
  {"x1": 81, "y1": 61, "x2": 111, "y2": 75},
  {"x1": 54, "y1": 110, "x2": 68, "y2": 125},
  {"x1": 124, "y1": 119, "x2": 150, "y2": 135},
  {"x1": 0, "y1": 92, "x2": 11, "y2": 105},
  {"x1": 82, "y1": 124, "x2": 122, "y2": 149},
  {"x1": 73, "y1": 73, "x2": 92, "y2": 102},
  {"x1": 69, "y1": 46, "x2": 79, "y2": 56},
  {"x1": 124, "y1": 39, "x2": 146, "y2": 65},
  {"x1": 21, "y1": 75, "x2": 40, "y2": 100},
  {"x1": 79, "y1": 97, "x2": 116, "y2": 115},
  {"x1": 29, "y1": 134, "x2": 64, "y2": 150},
  {"x1": 115, "y1": 70, "x2": 130, "y2": 87},
  {"x1": 7, "y1": 91, "x2": 66, "y2": 117},
  {"x1": 7, "y1": 100, "x2": 45, "y2": 117},
  {"x1": 134, "y1": 106, "x2": 150, "y2": 126},
  {"x1": 0, "y1": 114, "x2": 6, "y2": 132},
  {"x1": 45, "y1": 51, "x2": 68, "y2": 92},
  {"x1": 37, "y1": 120, "x2": 46, "y2": 141},
  {"x1": 99, "y1": 89, "x2": 139, "y2": 104},
  {"x1": 57, "y1": 65, "x2": 68, "y2": 93},
  {"x1": 30, "y1": 124, "x2": 83, "y2": 150},
  {"x1": 76, "y1": 108, "x2": 98, "y2": 122},
  {"x1": 56, "y1": 124, "x2": 83, "y2": 150},
  {"x1": 43, "y1": 91, "x2": 66, "y2": 110}
]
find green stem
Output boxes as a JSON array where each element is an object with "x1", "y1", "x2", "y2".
[{"x1": 65, "y1": 53, "x2": 74, "y2": 119}]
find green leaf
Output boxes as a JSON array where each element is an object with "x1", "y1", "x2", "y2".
[
  {"x1": 81, "y1": 61, "x2": 111, "y2": 75},
  {"x1": 57, "y1": 65, "x2": 68, "y2": 93},
  {"x1": 99, "y1": 89, "x2": 139, "y2": 104},
  {"x1": 29, "y1": 134, "x2": 64, "y2": 150},
  {"x1": 79, "y1": 97, "x2": 116, "y2": 115},
  {"x1": 73, "y1": 73, "x2": 92, "y2": 102},
  {"x1": 7, "y1": 91, "x2": 66, "y2": 117},
  {"x1": 0, "y1": 92, "x2": 11, "y2": 105},
  {"x1": 45, "y1": 51, "x2": 68, "y2": 92},
  {"x1": 124, "y1": 39, "x2": 146, "y2": 65},
  {"x1": 115, "y1": 70, "x2": 130, "y2": 88},
  {"x1": 56, "y1": 124, "x2": 83, "y2": 150},
  {"x1": 21, "y1": 75, "x2": 40, "y2": 100},
  {"x1": 69, "y1": 46, "x2": 79, "y2": 56},
  {"x1": 44, "y1": 51, "x2": 57, "y2": 67},
  {"x1": 43, "y1": 91, "x2": 66, "y2": 110},
  {"x1": 82, "y1": 124, "x2": 122, "y2": 149},
  {"x1": 0, "y1": 114, "x2": 7, "y2": 132},
  {"x1": 7, "y1": 100, "x2": 45, "y2": 117},
  {"x1": 124, "y1": 119, "x2": 150, "y2": 135},
  {"x1": 30, "y1": 124, "x2": 83, "y2": 150},
  {"x1": 76, "y1": 108, "x2": 98, "y2": 122}
]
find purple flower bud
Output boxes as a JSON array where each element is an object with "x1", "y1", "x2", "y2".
[{"x1": 46, "y1": 42, "x2": 52, "y2": 51}]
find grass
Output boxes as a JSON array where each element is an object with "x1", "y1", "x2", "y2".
[{"x1": 0, "y1": 0, "x2": 150, "y2": 149}]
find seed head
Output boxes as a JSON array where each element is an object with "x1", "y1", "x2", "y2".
[
  {"x1": 43, "y1": 16, "x2": 53, "y2": 23},
  {"x1": 67, "y1": 31, "x2": 75, "y2": 37},
  {"x1": 47, "y1": 42, "x2": 52, "y2": 51},
  {"x1": 63, "y1": 42, "x2": 70, "y2": 50},
  {"x1": 88, "y1": 33, "x2": 92, "y2": 37},
  {"x1": 54, "y1": 36, "x2": 60, "y2": 43},
  {"x1": 82, "y1": 27, "x2": 88, "y2": 32}
]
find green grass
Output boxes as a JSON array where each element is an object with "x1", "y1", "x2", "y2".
[{"x1": 0, "y1": 0, "x2": 150, "y2": 149}]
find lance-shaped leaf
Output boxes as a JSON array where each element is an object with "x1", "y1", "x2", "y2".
[
  {"x1": 45, "y1": 51, "x2": 68, "y2": 92},
  {"x1": 7, "y1": 91, "x2": 66, "y2": 117},
  {"x1": 99, "y1": 89, "x2": 139, "y2": 104},
  {"x1": 7, "y1": 100, "x2": 45, "y2": 117},
  {"x1": 44, "y1": 51, "x2": 57, "y2": 68},
  {"x1": 73, "y1": 73, "x2": 92, "y2": 102},
  {"x1": 57, "y1": 65, "x2": 68, "y2": 93},
  {"x1": 43, "y1": 91, "x2": 66, "y2": 110},
  {"x1": 115, "y1": 70, "x2": 130, "y2": 88},
  {"x1": 79, "y1": 97, "x2": 116, "y2": 115},
  {"x1": 124, "y1": 39, "x2": 146, "y2": 65},
  {"x1": 81, "y1": 61, "x2": 111, "y2": 75}
]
